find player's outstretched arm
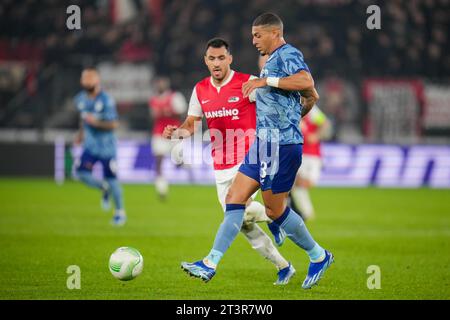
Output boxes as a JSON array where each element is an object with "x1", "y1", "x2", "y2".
[
  {"x1": 242, "y1": 70, "x2": 316, "y2": 98},
  {"x1": 162, "y1": 115, "x2": 201, "y2": 140}
]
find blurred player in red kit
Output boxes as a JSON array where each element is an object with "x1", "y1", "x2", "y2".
[
  {"x1": 148, "y1": 76, "x2": 187, "y2": 199},
  {"x1": 290, "y1": 105, "x2": 331, "y2": 220}
]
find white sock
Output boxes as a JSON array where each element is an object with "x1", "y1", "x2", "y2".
[
  {"x1": 155, "y1": 176, "x2": 168, "y2": 196},
  {"x1": 115, "y1": 209, "x2": 126, "y2": 217},
  {"x1": 245, "y1": 201, "x2": 270, "y2": 223},
  {"x1": 291, "y1": 187, "x2": 314, "y2": 219},
  {"x1": 241, "y1": 222, "x2": 289, "y2": 270}
]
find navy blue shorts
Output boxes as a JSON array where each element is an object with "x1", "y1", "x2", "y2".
[
  {"x1": 76, "y1": 150, "x2": 117, "y2": 179},
  {"x1": 238, "y1": 139, "x2": 302, "y2": 194}
]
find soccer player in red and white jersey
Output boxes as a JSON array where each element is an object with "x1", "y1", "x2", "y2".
[
  {"x1": 149, "y1": 76, "x2": 187, "y2": 199},
  {"x1": 163, "y1": 38, "x2": 295, "y2": 285},
  {"x1": 291, "y1": 105, "x2": 331, "y2": 220}
]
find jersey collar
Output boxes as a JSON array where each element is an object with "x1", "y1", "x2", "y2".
[
  {"x1": 268, "y1": 43, "x2": 289, "y2": 61},
  {"x1": 210, "y1": 70, "x2": 235, "y2": 93}
]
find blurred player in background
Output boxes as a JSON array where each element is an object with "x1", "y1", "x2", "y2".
[
  {"x1": 181, "y1": 13, "x2": 333, "y2": 289},
  {"x1": 290, "y1": 105, "x2": 331, "y2": 221},
  {"x1": 73, "y1": 67, "x2": 126, "y2": 226},
  {"x1": 164, "y1": 38, "x2": 295, "y2": 285},
  {"x1": 149, "y1": 76, "x2": 187, "y2": 200}
]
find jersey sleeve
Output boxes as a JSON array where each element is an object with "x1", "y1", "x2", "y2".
[
  {"x1": 187, "y1": 87, "x2": 203, "y2": 117},
  {"x1": 280, "y1": 47, "x2": 310, "y2": 75},
  {"x1": 171, "y1": 91, "x2": 188, "y2": 114},
  {"x1": 102, "y1": 95, "x2": 118, "y2": 121},
  {"x1": 248, "y1": 75, "x2": 258, "y2": 103}
]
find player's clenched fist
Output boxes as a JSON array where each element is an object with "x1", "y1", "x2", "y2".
[{"x1": 162, "y1": 125, "x2": 178, "y2": 139}]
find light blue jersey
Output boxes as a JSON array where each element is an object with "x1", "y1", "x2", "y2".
[
  {"x1": 74, "y1": 90, "x2": 118, "y2": 159},
  {"x1": 257, "y1": 43, "x2": 310, "y2": 145}
]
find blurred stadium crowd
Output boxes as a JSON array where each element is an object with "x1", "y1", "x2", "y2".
[{"x1": 0, "y1": 0, "x2": 449, "y2": 143}]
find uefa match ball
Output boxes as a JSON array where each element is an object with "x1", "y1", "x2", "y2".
[{"x1": 109, "y1": 247, "x2": 144, "y2": 281}]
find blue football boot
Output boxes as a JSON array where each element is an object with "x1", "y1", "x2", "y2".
[
  {"x1": 274, "y1": 263, "x2": 296, "y2": 285},
  {"x1": 302, "y1": 250, "x2": 334, "y2": 289},
  {"x1": 181, "y1": 260, "x2": 216, "y2": 282}
]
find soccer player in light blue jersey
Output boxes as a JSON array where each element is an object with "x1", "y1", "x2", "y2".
[
  {"x1": 73, "y1": 67, "x2": 126, "y2": 226},
  {"x1": 181, "y1": 13, "x2": 333, "y2": 289}
]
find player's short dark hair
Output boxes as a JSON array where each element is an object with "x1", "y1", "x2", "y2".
[
  {"x1": 82, "y1": 66, "x2": 98, "y2": 73},
  {"x1": 253, "y1": 12, "x2": 283, "y2": 31},
  {"x1": 205, "y1": 38, "x2": 231, "y2": 55}
]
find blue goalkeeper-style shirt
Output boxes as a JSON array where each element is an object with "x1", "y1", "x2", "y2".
[
  {"x1": 257, "y1": 43, "x2": 310, "y2": 145},
  {"x1": 74, "y1": 90, "x2": 118, "y2": 159}
]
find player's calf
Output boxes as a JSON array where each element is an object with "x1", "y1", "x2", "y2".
[{"x1": 267, "y1": 222, "x2": 286, "y2": 246}]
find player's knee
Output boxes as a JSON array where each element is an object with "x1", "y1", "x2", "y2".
[
  {"x1": 264, "y1": 207, "x2": 276, "y2": 220},
  {"x1": 296, "y1": 177, "x2": 308, "y2": 188},
  {"x1": 225, "y1": 191, "x2": 232, "y2": 204},
  {"x1": 225, "y1": 189, "x2": 246, "y2": 205},
  {"x1": 264, "y1": 204, "x2": 286, "y2": 220},
  {"x1": 303, "y1": 181, "x2": 313, "y2": 188}
]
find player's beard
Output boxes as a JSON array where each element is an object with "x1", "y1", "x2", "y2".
[{"x1": 83, "y1": 85, "x2": 96, "y2": 94}]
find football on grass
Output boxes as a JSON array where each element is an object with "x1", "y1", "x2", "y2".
[{"x1": 109, "y1": 247, "x2": 143, "y2": 281}]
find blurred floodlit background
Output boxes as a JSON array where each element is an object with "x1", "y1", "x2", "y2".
[{"x1": 0, "y1": 0, "x2": 449, "y2": 186}]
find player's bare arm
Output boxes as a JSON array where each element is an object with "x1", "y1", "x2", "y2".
[
  {"x1": 162, "y1": 115, "x2": 201, "y2": 139},
  {"x1": 83, "y1": 113, "x2": 119, "y2": 130},
  {"x1": 277, "y1": 70, "x2": 316, "y2": 91},
  {"x1": 242, "y1": 70, "x2": 316, "y2": 98}
]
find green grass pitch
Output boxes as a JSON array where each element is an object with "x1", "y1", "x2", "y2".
[{"x1": 0, "y1": 178, "x2": 449, "y2": 300}]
